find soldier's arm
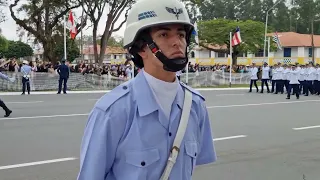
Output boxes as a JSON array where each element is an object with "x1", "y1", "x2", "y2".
[
  {"x1": 0, "y1": 72, "x2": 10, "y2": 81},
  {"x1": 196, "y1": 101, "x2": 217, "y2": 166},
  {"x1": 77, "y1": 104, "x2": 127, "y2": 180}
]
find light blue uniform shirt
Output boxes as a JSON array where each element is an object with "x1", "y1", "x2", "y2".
[
  {"x1": 0, "y1": 72, "x2": 9, "y2": 81},
  {"x1": 77, "y1": 71, "x2": 217, "y2": 180},
  {"x1": 21, "y1": 65, "x2": 32, "y2": 76}
]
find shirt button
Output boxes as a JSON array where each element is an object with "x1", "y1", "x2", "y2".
[
  {"x1": 122, "y1": 86, "x2": 127, "y2": 90},
  {"x1": 169, "y1": 132, "x2": 172, "y2": 136},
  {"x1": 195, "y1": 153, "x2": 197, "y2": 156},
  {"x1": 141, "y1": 161, "x2": 146, "y2": 166}
]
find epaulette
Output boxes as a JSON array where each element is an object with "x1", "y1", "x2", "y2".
[
  {"x1": 179, "y1": 81, "x2": 205, "y2": 101},
  {"x1": 95, "y1": 81, "x2": 131, "y2": 111}
]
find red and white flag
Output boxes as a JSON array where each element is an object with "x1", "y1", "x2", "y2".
[
  {"x1": 67, "y1": 11, "x2": 77, "y2": 39},
  {"x1": 231, "y1": 27, "x2": 242, "y2": 46}
]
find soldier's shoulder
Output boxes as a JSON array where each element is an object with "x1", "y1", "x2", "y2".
[
  {"x1": 179, "y1": 81, "x2": 205, "y2": 102},
  {"x1": 95, "y1": 79, "x2": 133, "y2": 111}
]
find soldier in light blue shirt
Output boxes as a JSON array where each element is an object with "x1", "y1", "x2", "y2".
[
  {"x1": 0, "y1": 71, "x2": 15, "y2": 117},
  {"x1": 20, "y1": 60, "x2": 32, "y2": 95},
  {"x1": 77, "y1": 0, "x2": 217, "y2": 179}
]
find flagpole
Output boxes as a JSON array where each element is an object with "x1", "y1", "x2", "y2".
[
  {"x1": 64, "y1": 14, "x2": 67, "y2": 60},
  {"x1": 267, "y1": 37, "x2": 271, "y2": 64},
  {"x1": 229, "y1": 32, "x2": 232, "y2": 88}
]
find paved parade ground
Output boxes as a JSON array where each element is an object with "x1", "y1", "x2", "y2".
[{"x1": 0, "y1": 89, "x2": 319, "y2": 180}]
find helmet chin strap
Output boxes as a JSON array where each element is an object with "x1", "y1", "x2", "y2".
[{"x1": 144, "y1": 35, "x2": 188, "y2": 72}]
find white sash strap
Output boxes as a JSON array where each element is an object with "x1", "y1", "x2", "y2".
[{"x1": 160, "y1": 89, "x2": 192, "y2": 180}]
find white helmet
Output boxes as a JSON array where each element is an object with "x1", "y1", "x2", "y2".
[{"x1": 123, "y1": 0, "x2": 194, "y2": 72}]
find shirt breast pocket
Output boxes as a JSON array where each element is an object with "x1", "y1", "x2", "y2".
[
  {"x1": 125, "y1": 148, "x2": 160, "y2": 180},
  {"x1": 184, "y1": 141, "x2": 198, "y2": 176}
]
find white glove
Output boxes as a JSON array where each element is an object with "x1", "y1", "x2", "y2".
[{"x1": 9, "y1": 77, "x2": 15, "y2": 83}]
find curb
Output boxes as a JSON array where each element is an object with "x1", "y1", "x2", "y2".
[{"x1": 0, "y1": 87, "x2": 250, "y2": 96}]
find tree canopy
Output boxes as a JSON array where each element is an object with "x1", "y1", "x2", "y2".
[
  {"x1": 9, "y1": 0, "x2": 85, "y2": 62},
  {"x1": 54, "y1": 39, "x2": 80, "y2": 62},
  {"x1": 199, "y1": 19, "x2": 269, "y2": 53},
  {"x1": 184, "y1": 0, "x2": 320, "y2": 34},
  {"x1": 3, "y1": 41, "x2": 33, "y2": 59}
]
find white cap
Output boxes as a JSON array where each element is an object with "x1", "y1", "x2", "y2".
[
  {"x1": 123, "y1": 0, "x2": 193, "y2": 49},
  {"x1": 23, "y1": 60, "x2": 28, "y2": 64}
]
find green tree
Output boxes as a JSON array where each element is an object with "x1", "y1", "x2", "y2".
[
  {"x1": 198, "y1": 0, "x2": 228, "y2": 20},
  {"x1": 272, "y1": 1, "x2": 291, "y2": 32},
  {"x1": 294, "y1": 0, "x2": 320, "y2": 34},
  {"x1": 4, "y1": 41, "x2": 33, "y2": 58},
  {"x1": 0, "y1": 0, "x2": 6, "y2": 23},
  {"x1": 9, "y1": 0, "x2": 86, "y2": 62},
  {"x1": 0, "y1": 35, "x2": 8, "y2": 57},
  {"x1": 54, "y1": 39, "x2": 80, "y2": 63},
  {"x1": 97, "y1": 0, "x2": 135, "y2": 65},
  {"x1": 198, "y1": 18, "x2": 274, "y2": 64}
]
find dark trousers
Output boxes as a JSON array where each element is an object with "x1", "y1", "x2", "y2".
[
  {"x1": 304, "y1": 80, "x2": 313, "y2": 96},
  {"x1": 299, "y1": 81, "x2": 304, "y2": 94},
  {"x1": 249, "y1": 80, "x2": 258, "y2": 92},
  {"x1": 0, "y1": 99, "x2": 10, "y2": 113},
  {"x1": 284, "y1": 80, "x2": 290, "y2": 94},
  {"x1": 314, "y1": 80, "x2": 320, "y2": 94},
  {"x1": 275, "y1": 80, "x2": 284, "y2": 93},
  {"x1": 271, "y1": 80, "x2": 276, "y2": 92},
  {"x1": 58, "y1": 77, "x2": 68, "y2": 93},
  {"x1": 287, "y1": 84, "x2": 300, "y2": 99},
  {"x1": 261, "y1": 79, "x2": 270, "y2": 92},
  {"x1": 22, "y1": 77, "x2": 30, "y2": 94}
]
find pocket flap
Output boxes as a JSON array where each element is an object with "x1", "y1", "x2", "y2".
[
  {"x1": 185, "y1": 142, "x2": 198, "y2": 158},
  {"x1": 125, "y1": 148, "x2": 160, "y2": 167}
]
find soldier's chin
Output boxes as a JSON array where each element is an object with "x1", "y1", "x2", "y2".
[{"x1": 169, "y1": 55, "x2": 185, "y2": 59}]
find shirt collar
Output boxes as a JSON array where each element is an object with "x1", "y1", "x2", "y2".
[
  {"x1": 132, "y1": 70, "x2": 183, "y2": 117},
  {"x1": 132, "y1": 71, "x2": 160, "y2": 116}
]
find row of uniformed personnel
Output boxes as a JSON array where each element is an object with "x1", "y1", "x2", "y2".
[{"x1": 248, "y1": 62, "x2": 320, "y2": 99}]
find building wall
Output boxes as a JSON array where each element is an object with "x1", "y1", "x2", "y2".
[{"x1": 191, "y1": 47, "x2": 320, "y2": 66}]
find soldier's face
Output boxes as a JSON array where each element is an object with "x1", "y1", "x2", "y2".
[
  {"x1": 150, "y1": 24, "x2": 187, "y2": 59},
  {"x1": 139, "y1": 24, "x2": 188, "y2": 71}
]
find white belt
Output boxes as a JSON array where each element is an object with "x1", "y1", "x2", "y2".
[{"x1": 160, "y1": 89, "x2": 192, "y2": 180}]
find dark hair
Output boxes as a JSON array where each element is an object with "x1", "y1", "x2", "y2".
[{"x1": 128, "y1": 29, "x2": 150, "y2": 68}]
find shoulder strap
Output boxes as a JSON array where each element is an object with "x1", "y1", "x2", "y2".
[{"x1": 160, "y1": 88, "x2": 193, "y2": 180}]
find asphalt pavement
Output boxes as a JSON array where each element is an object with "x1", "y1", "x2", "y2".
[{"x1": 0, "y1": 89, "x2": 319, "y2": 180}]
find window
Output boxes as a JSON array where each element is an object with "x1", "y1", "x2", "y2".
[
  {"x1": 309, "y1": 48, "x2": 312, "y2": 57},
  {"x1": 216, "y1": 52, "x2": 225, "y2": 57},
  {"x1": 190, "y1": 51, "x2": 195, "y2": 58},
  {"x1": 254, "y1": 50, "x2": 267, "y2": 57},
  {"x1": 283, "y1": 48, "x2": 291, "y2": 57}
]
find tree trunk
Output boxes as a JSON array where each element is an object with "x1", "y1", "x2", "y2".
[
  {"x1": 99, "y1": 14, "x2": 113, "y2": 66},
  {"x1": 232, "y1": 55, "x2": 237, "y2": 66},
  {"x1": 311, "y1": 18, "x2": 315, "y2": 64},
  {"x1": 93, "y1": 22, "x2": 99, "y2": 64},
  {"x1": 42, "y1": 41, "x2": 54, "y2": 62}
]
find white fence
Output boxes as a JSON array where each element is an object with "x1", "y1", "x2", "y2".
[{"x1": 0, "y1": 71, "x2": 252, "y2": 91}]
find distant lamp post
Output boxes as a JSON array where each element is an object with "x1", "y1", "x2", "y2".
[
  {"x1": 311, "y1": 18, "x2": 320, "y2": 63},
  {"x1": 263, "y1": 0, "x2": 283, "y2": 58}
]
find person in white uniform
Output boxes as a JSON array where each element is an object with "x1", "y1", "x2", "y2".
[
  {"x1": 286, "y1": 65, "x2": 300, "y2": 99},
  {"x1": 305, "y1": 63, "x2": 316, "y2": 96},
  {"x1": 271, "y1": 64, "x2": 278, "y2": 93},
  {"x1": 260, "y1": 62, "x2": 270, "y2": 93},
  {"x1": 282, "y1": 64, "x2": 290, "y2": 94},
  {"x1": 315, "y1": 64, "x2": 320, "y2": 95},
  {"x1": 275, "y1": 63, "x2": 284, "y2": 94},
  {"x1": 249, "y1": 63, "x2": 259, "y2": 92},
  {"x1": 299, "y1": 65, "x2": 307, "y2": 95}
]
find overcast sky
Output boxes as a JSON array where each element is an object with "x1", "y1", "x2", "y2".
[{"x1": 0, "y1": 4, "x2": 126, "y2": 42}]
